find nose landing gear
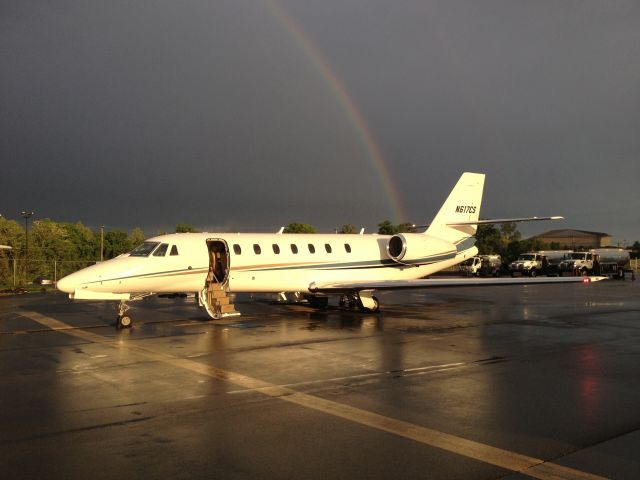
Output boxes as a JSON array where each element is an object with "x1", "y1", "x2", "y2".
[
  {"x1": 116, "y1": 301, "x2": 132, "y2": 329},
  {"x1": 115, "y1": 293, "x2": 153, "y2": 329}
]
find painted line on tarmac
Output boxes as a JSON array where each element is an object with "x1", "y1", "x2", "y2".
[
  {"x1": 226, "y1": 362, "x2": 468, "y2": 394},
  {"x1": 23, "y1": 311, "x2": 607, "y2": 480}
]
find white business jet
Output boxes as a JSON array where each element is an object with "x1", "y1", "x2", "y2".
[{"x1": 57, "y1": 173, "x2": 604, "y2": 328}]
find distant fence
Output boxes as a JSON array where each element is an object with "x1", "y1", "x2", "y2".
[
  {"x1": 0, "y1": 259, "x2": 97, "y2": 288},
  {"x1": 1, "y1": 257, "x2": 639, "y2": 288}
]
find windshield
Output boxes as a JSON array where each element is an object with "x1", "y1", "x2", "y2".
[
  {"x1": 518, "y1": 254, "x2": 536, "y2": 261},
  {"x1": 129, "y1": 242, "x2": 160, "y2": 257},
  {"x1": 569, "y1": 253, "x2": 587, "y2": 260}
]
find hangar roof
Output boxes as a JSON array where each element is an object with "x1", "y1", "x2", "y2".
[{"x1": 534, "y1": 229, "x2": 610, "y2": 238}]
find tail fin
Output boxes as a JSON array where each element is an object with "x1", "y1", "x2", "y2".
[{"x1": 425, "y1": 172, "x2": 485, "y2": 244}]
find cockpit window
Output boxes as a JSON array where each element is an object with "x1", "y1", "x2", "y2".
[
  {"x1": 153, "y1": 243, "x2": 169, "y2": 257},
  {"x1": 129, "y1": 242, "x2": 160, "y2": 257},
  {"x1": 170, "y1": 245, "x2": 179, "y2": 256}
]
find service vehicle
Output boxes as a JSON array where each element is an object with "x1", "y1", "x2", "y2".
[
  {"x1": 460, "y1": 255, "x2": 501, "y2": 276},
  {"x1": 509, "y1": 250, "x2": 572, "y2": 277},
  {"x1": 559, "y1": 249, "x2": 630, "y2": 278}
]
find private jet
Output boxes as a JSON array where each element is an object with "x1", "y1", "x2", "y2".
[{"x1": 57, "y1": 173, "x2": 604, "y2": 328}]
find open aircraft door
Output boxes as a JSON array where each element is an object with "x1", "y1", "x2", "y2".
[
  {"x1": 199, "y1": 239, "x2": 240, "y2": 319},
  {"x1": 206, "y1": 239, "x2": 230, "y2": 285}
]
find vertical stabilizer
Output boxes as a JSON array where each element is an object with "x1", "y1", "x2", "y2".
[{"x1": 425, "y1": 172, "x2": 485, "y2": 245}]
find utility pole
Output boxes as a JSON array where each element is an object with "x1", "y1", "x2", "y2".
[
  {"x1": 20, "y1": 211, "x2": 34, "y2": 284},
  {"x1": 100, "y1": 226, "x2": 104, "y2": 262}
]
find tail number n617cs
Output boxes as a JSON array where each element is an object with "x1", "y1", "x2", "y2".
[{"x1": 455, "y1": 205, "x2": 477, "y2": 214}]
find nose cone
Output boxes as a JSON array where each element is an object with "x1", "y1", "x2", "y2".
[{"x1": 56, "y1": 273, "x2": 76, "y2": 294}]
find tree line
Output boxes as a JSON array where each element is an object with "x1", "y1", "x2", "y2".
[{"x1": 1, "y1": 217, "x2": 637, "y2": 286}]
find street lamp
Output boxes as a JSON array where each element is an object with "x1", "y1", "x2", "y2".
[{"x1": 21, "y1": 211, "x2": 34, "y2": 283}]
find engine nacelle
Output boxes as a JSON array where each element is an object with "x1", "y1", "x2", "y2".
[{"x1": 386, "y1": 233, "x2": 456, "y2": 265}]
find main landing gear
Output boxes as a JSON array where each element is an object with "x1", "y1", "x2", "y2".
[
  {"x1": 355, "y1": 290, "x2": 380, "y2": 312},
  {"x1": 311, "y1": 290, "x2": 379, "y2": 313}
]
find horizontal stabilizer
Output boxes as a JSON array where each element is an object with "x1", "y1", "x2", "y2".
[{"x1": 447, "y1": 216, "x2": 563, "y2": 226}]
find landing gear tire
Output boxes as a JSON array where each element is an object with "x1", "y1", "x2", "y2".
[
  {"x1": 357, "y1": 295, "x2": 380, "y2": 313},
  {"x1": 371, "y1": 296, "x2": 380, "y2": 312},
  {"x1": 117, "y1": 315, "x2": 132, "y2": 329}
]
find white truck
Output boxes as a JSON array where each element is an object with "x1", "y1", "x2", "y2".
[
  {"x1": 460, "y1": 255, "x2": 502, "y2": 276},
  {"x1": 509, "y1": 250, "x2": 573, "y2": 277},
  {"x1": 559, "y1": 249, "x2": 630, "y2": 278}
]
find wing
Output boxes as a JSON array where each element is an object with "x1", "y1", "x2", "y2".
[
  {"x1": 309, "y1": 275, "x2": 606, "y2": 294},
  {"x1": 410, "y1": 216, "x2": 563, "y2": 230},
  {"x1": 447, "y1": 216, "x2": 563, "y2": 226}
]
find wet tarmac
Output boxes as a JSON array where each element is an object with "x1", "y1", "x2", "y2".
[{"x1": 1, "y1": 280, "x2": 640, "y2": 479}]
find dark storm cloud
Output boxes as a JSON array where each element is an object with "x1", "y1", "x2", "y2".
[{"x1": 1, "y1": 1, "x2": 639, "y2": 242}]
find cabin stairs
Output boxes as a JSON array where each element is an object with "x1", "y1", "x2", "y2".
[{"x1": 200, "y1": 283, "x2": 240, "y2": 319}]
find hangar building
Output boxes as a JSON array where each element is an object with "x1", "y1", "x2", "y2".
[{"x1": 531, "y1": 229, "x2": 612, "y2": 249}]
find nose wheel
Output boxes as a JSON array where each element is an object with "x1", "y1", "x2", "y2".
[
  {"x1": 116, "y1": 300, "x2": 133, "y2": 329},
  {"x1": 117, "y1": 315, "x2": 133, "y2": 329}
]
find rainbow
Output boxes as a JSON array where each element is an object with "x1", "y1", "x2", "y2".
[{"x1": 264, "y1": 0, "x2": 408, "y2": 223}]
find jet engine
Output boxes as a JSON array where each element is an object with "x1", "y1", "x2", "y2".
[{"x1": 386, "y1": 233, "x2": 455, "y2": 265}]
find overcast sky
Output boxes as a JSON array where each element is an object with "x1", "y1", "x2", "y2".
[{"x1": 2, "y1": 0, "x2": 639, "y2": 243}]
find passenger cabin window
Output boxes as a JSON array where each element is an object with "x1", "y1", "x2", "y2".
[
  {"x1": 308, "y1": 244, "x2": 315, "y2": 254},
  {"x1": 153, "y1": 243, "x2": 169, "y2": 257},
  {"x1": 170, "y1": 245, "x2": 179, "y2": 256},
  {"x1": 233, "y1": 244, "x2": 241, "y2": 255},
  {"x1": 291, "y1": 244, "x2": 298, "y2": 254},
  {"x1": 272, "y1": 244, "x2": 280, "y2": 254},
  {"x1": 253, "y1": 244, "x2": 261, "y2": 254},
  {"x1": 325, "y1": 244, "x2": 332, "y2": 253},
  {"x1": 130, "y1": 242, "x2": 160, "y2": 257},
  {"x1": 344, "y1": 243, "x2": 351, "y2": 253}
]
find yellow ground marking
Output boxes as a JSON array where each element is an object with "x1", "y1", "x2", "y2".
[{"x1": 24, "y1": 311, "x2": 607, "y2": 480}]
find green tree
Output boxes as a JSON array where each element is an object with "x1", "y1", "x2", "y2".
[
  {"x1": 500, "y1": 222, "x2": 521, "y2": 244},
  {"x1": 283, "y1": 223, "x2": 316, "y2": 233},
  {"x1": 0, "y1": 217, "x2": 23, "y2": 286},
  {"x1": 378, "y1": 220, "x2": 415, "y2": 235},
  {"x1": 130, "y1": 228, "x2": 146, "y2": 248},
  {"x1": 398, "y1": 222, "x2": 415, "y2": 233},
  {"x1": 104, "y1": 230, "x2": 132, "y2": 259},
  {"x1": 61, "y1": 222, "x2": 96, "y2": 261},
  {"x1": 505, "y1": 240, "x2": 523, "y2": 263},
  {"x1": 175, "y1": 223, "x2": 198, "y2": 233},
  {"x1": 475, "y1": 224, "x2": 502, "y2": 255},
  {"x1": 377, "y1": 220, "x2": 396, "y2": 235},
  {"x1": 30, "y1": 219, "x2": 76, "y2": 280},
  {"x1": 339, "y1": 224, "x2": 357, "y2": 234}
]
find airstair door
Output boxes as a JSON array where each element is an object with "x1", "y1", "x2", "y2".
[
  {"x1": 206, "y1": 239, "x2": 229, "y2": 285},
  {"x1": 199, "y1": 239, "x2": 240, "y2": 319}
]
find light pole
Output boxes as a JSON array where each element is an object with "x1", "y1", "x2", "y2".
[
  {"x1": 100, "y1": 226, "x2": 104, "y2": 262},
  {"x1": 21, "y1": 211, "x2": 34, "y2": 284}
]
